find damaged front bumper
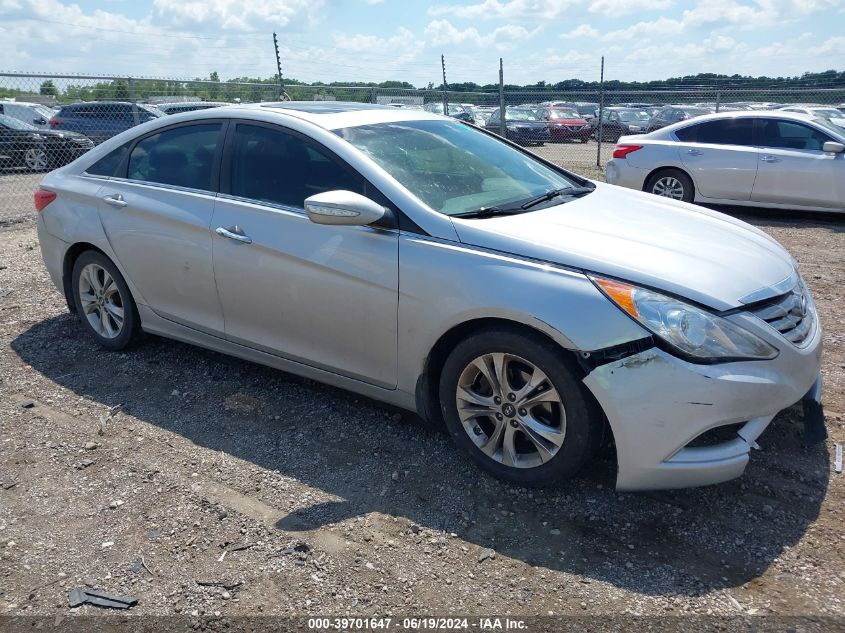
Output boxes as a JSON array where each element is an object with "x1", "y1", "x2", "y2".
[{"x1": 582, "y1": 312, "x2": 823, "y2": 491}]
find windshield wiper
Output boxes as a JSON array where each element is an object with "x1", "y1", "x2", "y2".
[
  {"x1": 450, "y1": 206, "x2": 526, "y2": 219},
  {"x1": 520, "y1": 185, "x2": 595, "y2": 210}
]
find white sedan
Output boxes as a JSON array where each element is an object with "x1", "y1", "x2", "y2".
[{"x1": 606, "y1": 111, "x2": 845, "y2": 212}]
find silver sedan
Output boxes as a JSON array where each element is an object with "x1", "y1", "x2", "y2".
[
  {"x1": 34, "y1": 103, "x2": 823, "y2": 490},
  {"x1": 607, "y1": 110, "x2": 845, "y2": 212}
]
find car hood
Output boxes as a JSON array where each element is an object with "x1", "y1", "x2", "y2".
[{"x1": 450, "y1": 182, "x2": 795, "y2": 311}]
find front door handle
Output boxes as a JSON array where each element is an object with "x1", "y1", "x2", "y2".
[
  {"x1": 760, "y1": 155, "x2": 780, "y2": 163},
  {"x1": 102, "y1": 193, "x2": 127, "y2": 208},
  {"x1": 686, "y1": 148, "x2": 703, "y2": 156},
  {"x1": 215, "y1": 226, "x2": 253, "y2": 244}
]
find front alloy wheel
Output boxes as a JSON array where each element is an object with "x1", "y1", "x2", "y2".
[
  {"x1": 457, "y1": 353, "x2": 566, "y2": 468},
  {"x1": 439, "y1": 327, "x2": 602, "y2": 486}
]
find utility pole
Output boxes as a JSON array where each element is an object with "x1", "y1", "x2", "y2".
[
  {"x1": 596, "y1": 55, "x2": 605, "y2": 168},
  {"x1": 273, "y1": 32, "x2": 285, "y2": 100},
  {"x1": 499, "y1": 58, "x2": 506, "y2": 137},
  {"x1": 441, "y1": 54, "x2": 448, "y2": 115}
]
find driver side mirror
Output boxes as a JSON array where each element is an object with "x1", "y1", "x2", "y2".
[
  {"x1": 823, "y1": 141, "x2": 845, "y2": 154},
  {"x1": 34, "y1": 118, "x2": 46, "y2": 125},
  {"x1": 304, "y1": 190, "x2": 387, "y2": 226}
]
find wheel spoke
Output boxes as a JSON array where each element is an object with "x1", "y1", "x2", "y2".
[
  {"x1": 490, "y1": 352, "x2": 511, "y2": 393},
  {"x1": 500, "y1": 425, "x2": 518, "y2": 467},
  {"x1": 104, "y1": 302, "x2": 124, "y2": 323},
  {"x1": 83, "y1": 266, "x2": 102, "y2": 293},
  {"x1": 520, "y1": 413, "x2": 566, "y2": 453},
  {"x1": 479, "y1": 418, "x2": 506, "y2": 458},
  {"x1": 520, "y1": 385, "x2": 561, "y2": 409},
  {"x1": 101, "y1": 273, "x2": 116, "y2": 297},
  {"x1": 472, "y1": 355, "x2": 501, "y2": 395},
  {"x1": 100, "y1": 308, "x2": 116, "y2": 338},
  {"x1": 513, "y1": 366, "x2": 550, "y2": 405}
]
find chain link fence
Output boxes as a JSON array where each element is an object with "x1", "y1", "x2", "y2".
[{"x1": 2, "y1": 71, "x2": 845, "y2": 222}]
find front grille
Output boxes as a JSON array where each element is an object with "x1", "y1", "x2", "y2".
[{"x1": 749, "y1": 283, "x2": 814, "y2": 345}]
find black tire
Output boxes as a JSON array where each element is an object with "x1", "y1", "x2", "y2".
[
  {"x1": 71, "y1": 250, "x2": 140, "y2": 351},
  {"x1": 645, "y1": 168, "x2": 695, "y2": 203},
  {"x1": 438, "y1": 326, "x2": 603, "y2": 486}
]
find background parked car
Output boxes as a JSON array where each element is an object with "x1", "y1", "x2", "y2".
[
  {"x1": 777, "y1": 105, "x2": 845, "y2": 129},
  {"x1": 0, "y1": 101, "x2": 58, "y2": 129},
  {"x1": 536, "y1": 106, "x2": 591, "y2": 142},
  {"x1": 49, "y1": 101, "x2": 163, "y2": 144},
  {"x1": 606, "y1": 111, "x2": 845, "y2": 211},
  {"x1": 484, "y1": 107, "x2": 551, "y2": 145},
  {"x1": 645, "y1": 106, "x2": 712, "y2": 132},
  {"x1": 423, "y1": 102, "x2": 474, "y2": 123},
  {"x1": 156, "y1": 102, "x2": 229, "y2": 115},
  {"x1": 0, "y1": 113, "x2": 93, "y2": 171},
  {"x1": 592, "y1": 107, "x2": 652, "y2": 142}
]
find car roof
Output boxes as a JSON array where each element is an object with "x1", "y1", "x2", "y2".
[{"x1": 214, "y1": 101, "x2": 447, "y2": 130}]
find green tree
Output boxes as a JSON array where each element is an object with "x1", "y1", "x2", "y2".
[{"x1": 39, "y1": 80, "x2": 58, "y2": 96}]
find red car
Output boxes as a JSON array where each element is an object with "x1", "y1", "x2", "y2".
[{"x1": 537, "y1": 107, "x2": 592, "y2": 143}]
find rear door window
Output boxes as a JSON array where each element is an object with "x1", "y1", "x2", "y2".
[{"x1": 127, "y1": 123, "x2": 222, "y2": 191}]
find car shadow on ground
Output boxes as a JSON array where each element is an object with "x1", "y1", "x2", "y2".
[
  {"x1": 12, "y1": 314, "x2": 830, "y2": 597},
  {"x1": 706, "y1": 205, "x2": 845, "y2": 231}
]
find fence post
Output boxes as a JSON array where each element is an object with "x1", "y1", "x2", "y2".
[
  {"x1": 596, "y1": 56, "x2": 604, "y2": 168},
  {"x1": 128, "y1": 77, "x2": 139, "y2": 126},
  {"x1": 715, "y1": 87, "x2": 721, "y2": 113},
  {"x1": 499, "y1": 58, "x2": 506, "y2": 137}
]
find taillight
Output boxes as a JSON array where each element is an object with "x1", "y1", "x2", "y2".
[
  {"x1": 613, "y1": 144, "x2": 643, "y2": 159},
  {"x1": 34, "y1": 188, "x2": 57, "y2": 212},
  {"x1": 48, "y1": 117, "x2": 60, "y2": 127}
]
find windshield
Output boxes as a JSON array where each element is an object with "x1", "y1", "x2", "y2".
[
  {"x1": 550, "y1": 109, "x2": 580, "y2": 119},
  {"x1": 0, "y1": 114, "x2": 37, "y2": 130},
  {"x1": 681, "y1": 108, "x2": 710, "y2": 116},
  {"x1": 811, "y1": 108, "x2": 844, "y2": 118},
  {"x1": 506, "y1": 109, "x2": 540, "y2": 121},
  {"x1": 336, "y1": 119, "x2": 582, "y2": 216},
  {"x1": 618, "y1": 111, "x2": 650, "y2": 122},
  {"x1": 33, "y1": 105, "x2": 54, "y2": 119},
  {"x1": 812, "y1": 117, "x2": 845, "y2": 136}
]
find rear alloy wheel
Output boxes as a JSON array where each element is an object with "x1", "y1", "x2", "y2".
[
  {"x1": 439, "y1": 328, "x2": 602, "y2": 486},
  {"x1": 24, "y1": 148, "x2": 49, "y2": 171},
  {"x1": 72, "y1": 251, "x2": 140, "y2": 350},
  {"x1": 646, "y1": 168, "x2": 694, "y2": 203}
]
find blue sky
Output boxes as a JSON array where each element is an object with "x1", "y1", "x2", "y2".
[{"x1": 1, "y1": 0, "x2": 843, "y2": 86}]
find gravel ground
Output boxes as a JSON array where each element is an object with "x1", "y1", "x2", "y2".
[{"x1": 0, "y1": 167, "x2": 843, "y2": 630}]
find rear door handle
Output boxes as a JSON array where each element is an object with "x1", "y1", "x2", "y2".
[
  {"x1": 686, "y1": 149, "x2": 703, "y2": 156},
  {"x1": 102, "y1": 193, "x2": 127, "y2": 208},
  {"x1": 215, "y1": 226, "x2": 253, "y2": 244},
  {"x1": 760, "y1": 155, "x2": 780, "y2": 163}
]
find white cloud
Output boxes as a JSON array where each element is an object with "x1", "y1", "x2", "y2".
[
  {"x1": 424, "y1": 19, "x2": 541, "y2": 50},
  {"x1": 589, "y1": 0, "x2": 673, "y2": 17},
  {"x1": 151, "y1": 0, "x2": 325, "y2": 31},
  {"x1": 561, "y1": 23, "x2": 599, "y2": 38},
  {"x1": 428, "y1": 0, "x2": 580, "y2": 20}
]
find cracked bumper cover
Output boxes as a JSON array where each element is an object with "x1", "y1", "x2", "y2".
[{"x1": 582, "y1": 314, "x2": 823, "y2": 491}]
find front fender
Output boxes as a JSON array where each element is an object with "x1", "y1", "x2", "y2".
[{"x1": 396, "y1": 235, "x2": 649, "y2": 395}]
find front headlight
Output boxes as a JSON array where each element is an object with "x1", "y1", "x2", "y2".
[{"x1": 591, "y1": 276, "x2": 778, "y2": 362}]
